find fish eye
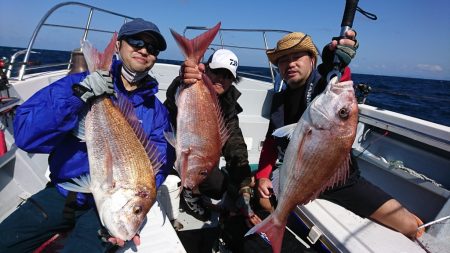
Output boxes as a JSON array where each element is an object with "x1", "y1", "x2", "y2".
[
  {"x1": 133, "y1": 206, "x2": 142, "y2": 215},
  {"x1": 199, "y1": 170, "x2": 208, "y2": 177},
  {"x1": 338, "y1": 108, "x2": 349, "y2": 119}
]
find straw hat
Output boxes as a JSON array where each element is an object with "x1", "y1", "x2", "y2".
[{"x1": 266, "y1": 32, "x2": 318, "y2": 65}]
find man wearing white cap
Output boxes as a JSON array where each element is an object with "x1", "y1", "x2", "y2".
[{"x1": 164, "y1": 49, "x2": 257, "y2": 242}]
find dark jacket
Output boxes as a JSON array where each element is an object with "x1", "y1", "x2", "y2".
[{"x1": 164, "y1": 76, "x2": 251, "y2": 188}]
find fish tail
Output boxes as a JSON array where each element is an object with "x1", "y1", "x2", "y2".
[
  {"x1": 245, "y1": 213, "x2": 286, "y2": 253},
  {"x1": 81, "y1": 32, "x2": 118, "y2": 72},
  {"x1": 170, "y1": 22, "x2": 221, "y2": 63}
]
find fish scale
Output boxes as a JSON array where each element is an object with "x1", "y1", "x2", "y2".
[{"x1": 87, "y1": 98, "x2": 153, "y2": 187}]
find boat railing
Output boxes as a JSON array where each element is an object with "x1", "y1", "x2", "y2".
[
  {"x1": 9, "y1": 1, "x2": 134, "y2": 81},
  {"x1": 183, "y1": 26, "x2": 292, "y2": 84}
]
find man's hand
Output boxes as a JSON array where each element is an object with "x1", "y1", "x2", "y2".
[
  {"x1": 235, "y1": 189, "x2": 262, "y2": 227},
  {"x1": 328, "y1": 29, "x2": 357, "y2": 50},
  {"x1": 108, "y1": 235, "x2": 140, "y2": 247},
  {"x1": 73, "y1": 70, "x2": 115, "y2": 103},
  {"x1": 257, "y1": 178, "x2": 273, "y2": 199},
  {"x1": 180, "y1": 60, "x2": 204, "y2": 85},
  {"x1": 322, "y1": 29, "x2": 358, "y2": 70},
  {"x1": 98, "y1": 228, "x2": 140, "y2": 247}
]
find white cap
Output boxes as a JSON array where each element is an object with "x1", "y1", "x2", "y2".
[{"x1": 208, "y1": 49, "x2": 239, "y2": 78}]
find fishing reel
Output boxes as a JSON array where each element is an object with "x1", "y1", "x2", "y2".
[{"x1": 354, "y1": 83, "x2": 372, "y2": 104}]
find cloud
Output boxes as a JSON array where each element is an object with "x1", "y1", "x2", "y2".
[{"x1": 416, "y1": 64, "x2": 443, "y2": 72}]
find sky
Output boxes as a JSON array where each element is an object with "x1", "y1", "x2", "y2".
[{"x1": 1, "y1": 0, "x2": 449, "y2": 81}]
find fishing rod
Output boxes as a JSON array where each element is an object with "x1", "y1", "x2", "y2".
[
  {"x1": 340, "y1": 0, "x2": 359, "y2": 37},
  {"x1": 326, "y1": 0, "x2": 359, "y2": 82}
]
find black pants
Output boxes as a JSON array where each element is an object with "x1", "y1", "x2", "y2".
[
  {"x1": 198, "y1": 166, "x2": 229, "y2": 200},
  {"x1": 0, "y1": 186, "x2": 114, "y2": 253}
]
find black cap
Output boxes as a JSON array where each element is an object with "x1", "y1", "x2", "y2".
[{"x1": 118, "y1": 18, "x2": 167, "y2": 51}]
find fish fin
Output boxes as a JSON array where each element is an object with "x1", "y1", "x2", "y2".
[
  {"x1": 325, "y1": 153, "x2": 351, "y2": 190},
  {"x1": 113, "y1": 93, "x2": 164, "y2": 174},
  {"x1": 170, "y1": 23, "x2": 221, "y2": 63},
  {"x1": 72, "y1": 107, "x2": 88, "y2": 141},
  {"x1": 146, "y1": 143, "x2": 164, "y2": 176},
  {"x1": 163, "y1": 124, "x2": 177, "y2": 148},
  {"x1": 299, "y1": 153, "x2": 352, "y2": 205},
  {"x1": 81, "y1": 32, "x2": 118, "y2": 72},
  {"x1": 202, "y1": 74, "x2": 230, "y2": 147},
  {"x1": 58, "y1": 174, "x2": 92, "y2": 193},
  {"x1": 272, "y1": 123, "x2": 297, "y2": 140},
  {"x1": 244, "y1": 213, "x2": 286, "y2": 253},
  {"x1": 219, "y1": 117, "x2": 230, "y2": 148}
]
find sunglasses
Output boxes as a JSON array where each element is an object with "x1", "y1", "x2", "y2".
[
  {"x1": 124, "y1": 37, "x2": 160, "y2": 57},
  {"x1": 209, "y1": 67, "x2": 234, "y2": 80}
]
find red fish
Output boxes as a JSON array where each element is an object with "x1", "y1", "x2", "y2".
[
  {"x1": 168, "y1": 23, "x2": 229, "y2": 190},
  {"x1": 61, "y1": 33, "x2": 161, "y2": 240},
  {"x1": 245, "y1": 77, "x2": 359, "y2": 253}
]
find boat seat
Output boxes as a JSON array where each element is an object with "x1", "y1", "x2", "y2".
[{"x1": 295, "y1": 199, "x2": 426, "y2": 252}]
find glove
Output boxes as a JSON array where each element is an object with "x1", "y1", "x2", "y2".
[
  {"x1": 335, "y1": 41, "x2": 359, "y2": 67},
  {"x1": 320, "y1": 39, "x2": 359, "y2": 74},
  {"x1": 73, "y1": 70, "x2": 114, "y2": 103}
]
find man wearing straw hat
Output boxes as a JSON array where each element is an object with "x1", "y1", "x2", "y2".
[{"x1": 250, "y1": 30, "x2": 424, "y2": 250}]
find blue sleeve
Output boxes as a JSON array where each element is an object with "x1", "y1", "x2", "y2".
[
  {"x1": 13, "y1": 73, "x2": 87, "y2": 153},
  {"x1": 150, "y1": 99, "x2": 175, "y2": 189}
]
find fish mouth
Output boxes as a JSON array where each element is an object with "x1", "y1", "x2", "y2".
[
  {"x1": 185, "y1": 182, "x2": 195, "y2": 190},
  {"x1": 330, "y1": 80, "x2": 354, "y2": 94}
]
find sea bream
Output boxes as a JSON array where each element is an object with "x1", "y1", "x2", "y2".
[
  {"x1": 167, "y1": 23, "x2": 229, "y2": 190},
  {"x1": 60, "y1": 33, "x2": 161, "y2": 241},
  {"x1": 245, "y1": 76, "x2": 359, "y2": 253}
]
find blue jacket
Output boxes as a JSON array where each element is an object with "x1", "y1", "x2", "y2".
[{"x1": 13, "y1": 59, "x2": 174, "y2": 205}]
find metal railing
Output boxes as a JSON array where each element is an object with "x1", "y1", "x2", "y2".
[
  {"x1": 11, "y1": 2, "x2": 134, "y2": 81},
  {"x1": 183, "y1": 26, "x2": 292, "y2": 84}
]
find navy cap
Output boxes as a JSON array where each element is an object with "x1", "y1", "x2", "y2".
[{"x1": 118, "y1": 18, "x2": 167, "y2": 51}]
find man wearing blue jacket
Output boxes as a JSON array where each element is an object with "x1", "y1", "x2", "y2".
[{"x1": 0, "y1": 18, "x2": 174, "y2": 253}]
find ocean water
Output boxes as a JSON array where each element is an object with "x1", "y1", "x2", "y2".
[{"x1": 1, "y1": 46, "x2": 449, "y2": 126}]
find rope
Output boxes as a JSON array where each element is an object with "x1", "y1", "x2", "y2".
[
  {"x1": 390, "y1": 161, "x2": 443, "y2": 188},
  {"x1": 355, "y1": 128, "x2": 389, "y2": 159},
  {"x1": 356, "y1": 128, "x2": 443, "y2": 187},
  {"x1": 356, "y1": 6, "x2": 377, "y2": 20}
]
